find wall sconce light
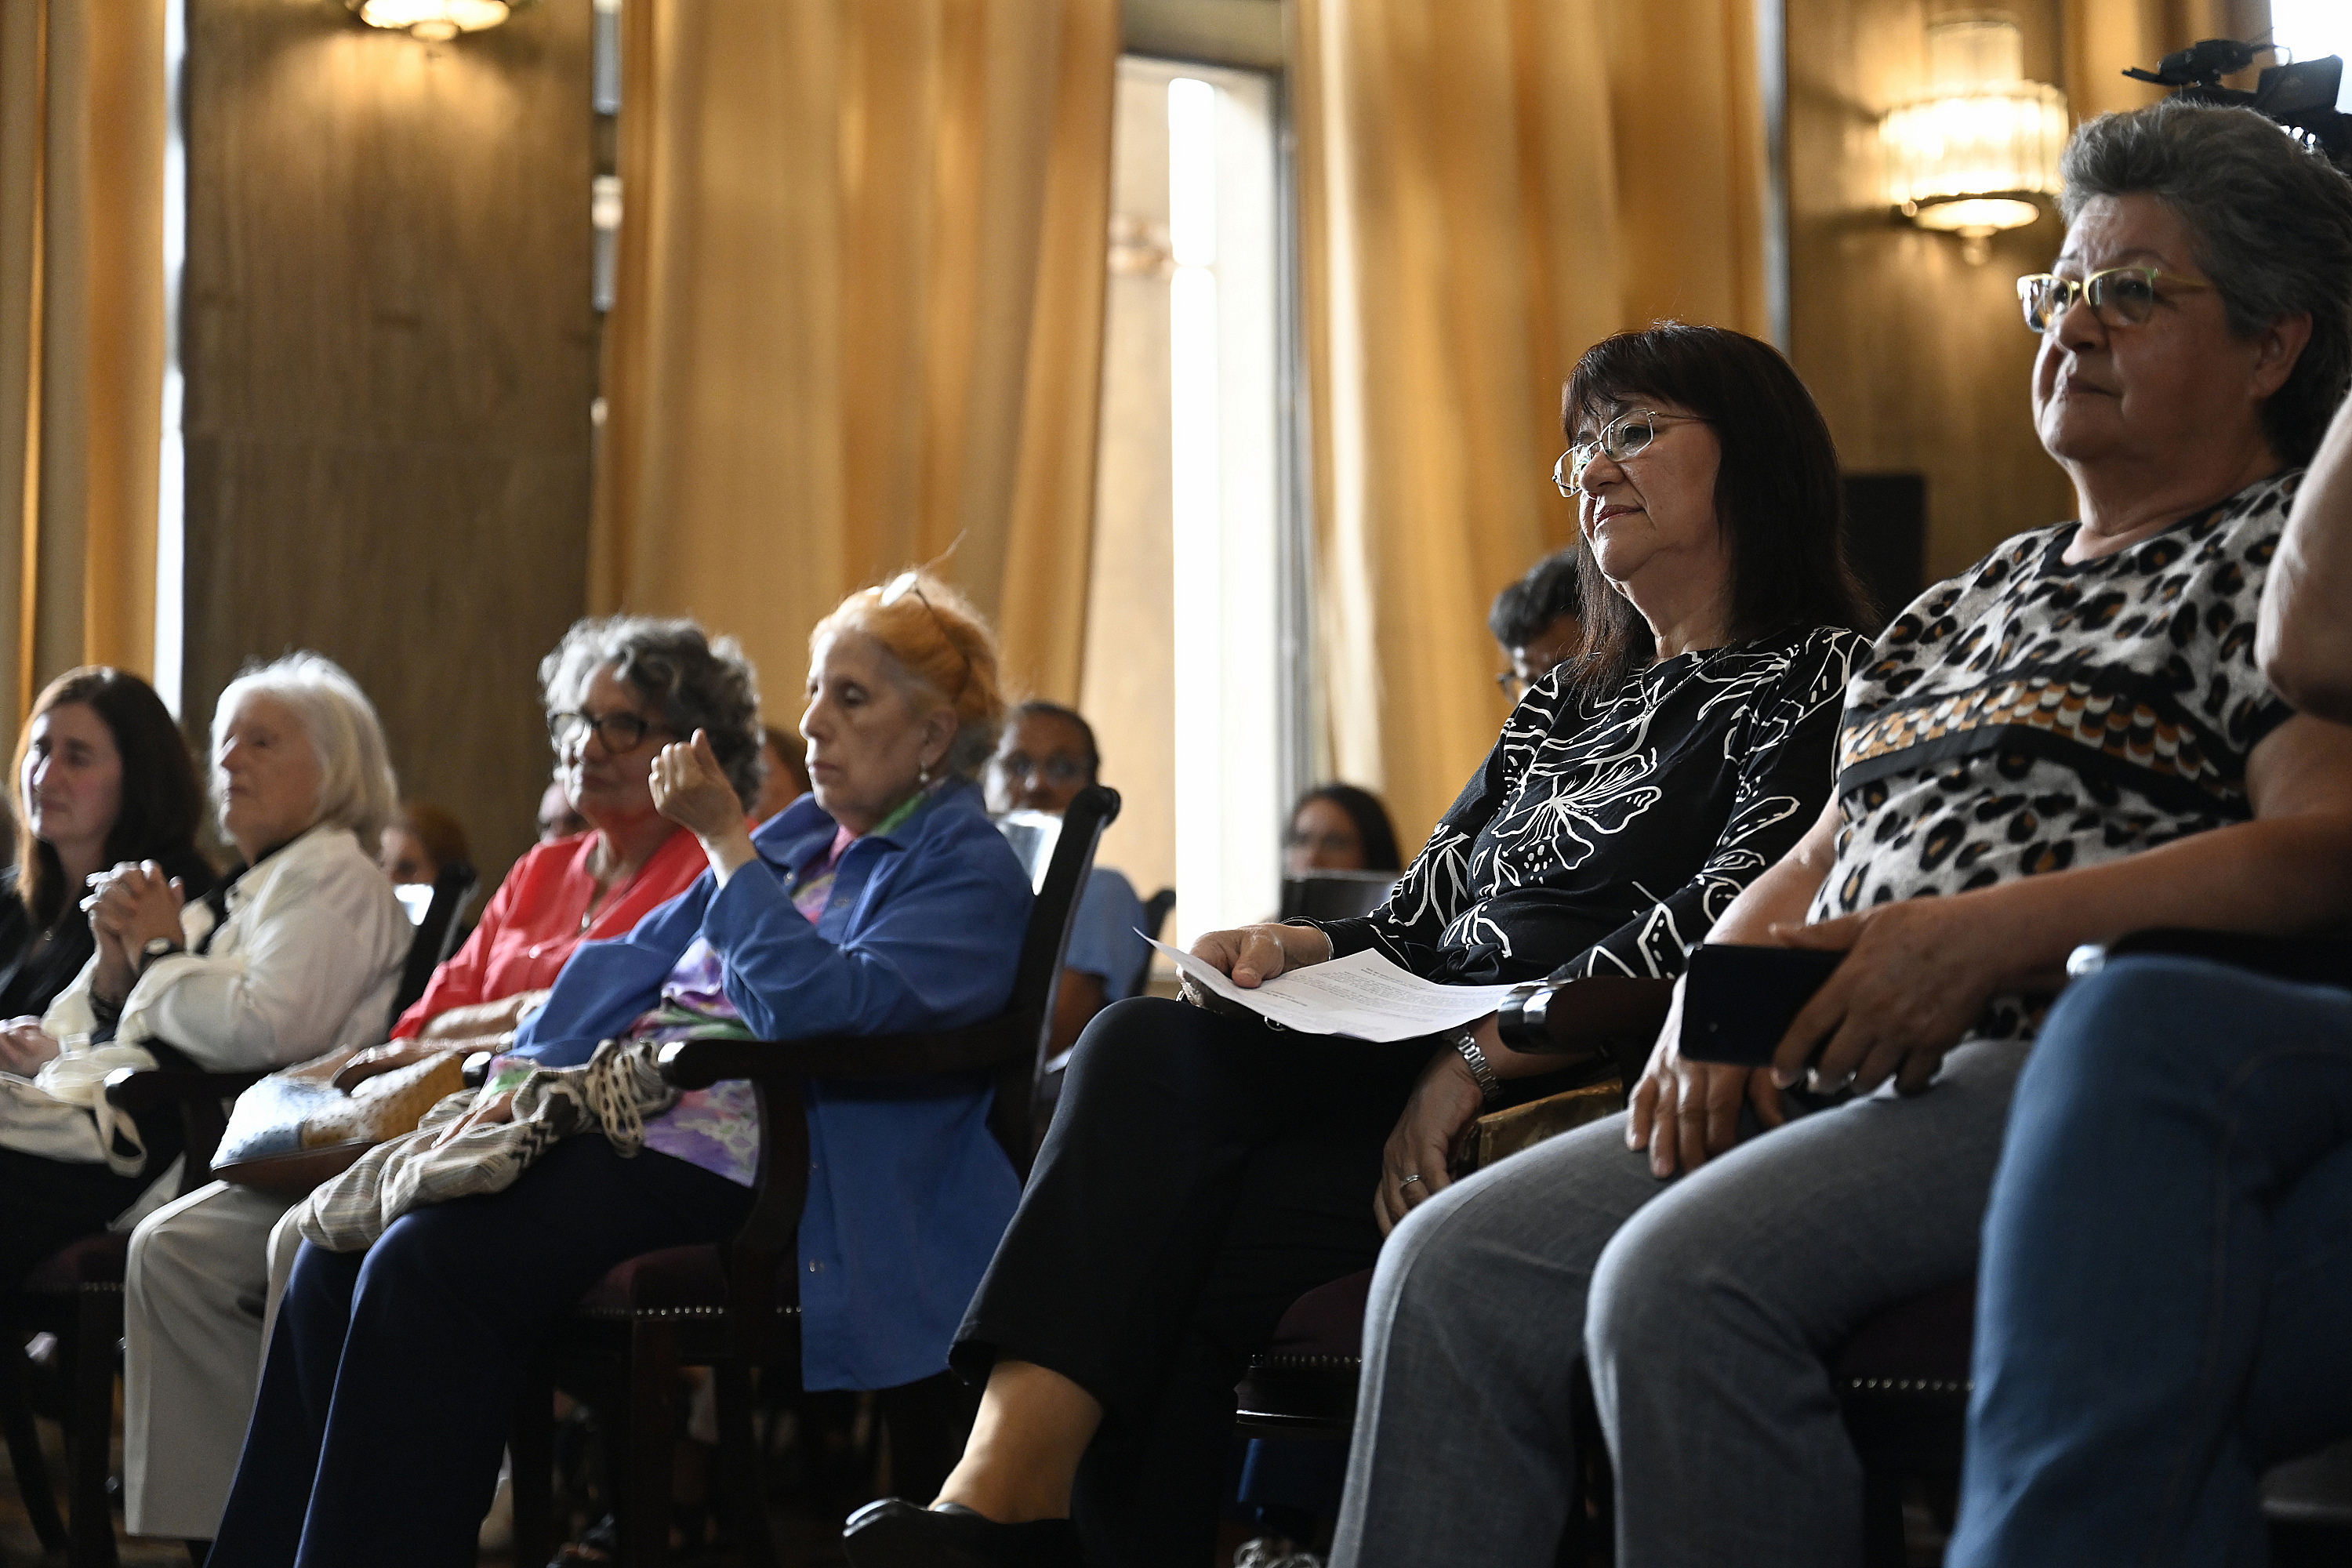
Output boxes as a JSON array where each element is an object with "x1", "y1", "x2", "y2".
[
  {"x1": 1881, "y1": 14, "x2": 2070, "y2": 263},
  {"x1": 346, "y1": 0, "x2": 529, "y2": 44}
]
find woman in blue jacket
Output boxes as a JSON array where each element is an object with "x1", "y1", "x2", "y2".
[{"x1": 210, "y1": 576, "x2": 1033, "y2": 1568}]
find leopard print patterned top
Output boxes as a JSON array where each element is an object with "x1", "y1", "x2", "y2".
[
  {"x1": 1315, "y1": 623, "x2": 1867, "y2": 987},
  {"x1": 1811, "y1": 471, "x2": 2299, "y2": 1040}
]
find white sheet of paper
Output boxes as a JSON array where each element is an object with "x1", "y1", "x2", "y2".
[{"x1": 1145, "y1": 938, "x2": 1519, "y2": 1042}]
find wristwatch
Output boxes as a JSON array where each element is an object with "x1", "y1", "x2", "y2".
[
  {"x1": 1453, "y1": 1030, "x2": 1504, "y2": 1106},
  {"x1": 137, "y1": 935, "x2": 184, "y2": 978}
]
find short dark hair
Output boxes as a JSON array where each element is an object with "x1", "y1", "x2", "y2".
[
  {"x1": 10, "y1": 667, "x2": 206, "y2": 928},
  {"x1": 2060, "y1": 100, "x2": 2352, "y2": 466},
  {"x1": 1489, "y1": 550, "x2": 1583, "y2": 648},
  {"x1": 1292, "y1": 784, "x2": 1403, "y2": 873},
  {"x1": 1562, "y1": 323, "x2": 1874, "y2": 694},
  {"x1": 1006, "y1": 701, "x2": 1100, "y2": 782}
]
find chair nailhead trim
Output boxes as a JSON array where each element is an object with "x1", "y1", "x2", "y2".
[
  {"x1": 1840, "y1": 1377, "x2": 1971, "y2": 1394},
  {"x1": 578, "y1": 1305, "x2": 803, "y2": 1322}
]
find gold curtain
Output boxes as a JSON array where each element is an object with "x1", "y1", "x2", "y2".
[
  {"x1": 0, "y1": 0, "x2": 166, "y2": 731},
  {"x1": 1297, "y1": 0, "x2": 1770, "y2": 849},
  {"x1": 592, "y1": 0, "x2": 1118, "y2": 713}
]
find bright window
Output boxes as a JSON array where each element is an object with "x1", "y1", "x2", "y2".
[
  {"x1": 2270, "y1": 0, "x2": 2352, "y2": 111},
  {"x1": 1080, "y1": 56, "x2": 1301, "y2": 943}
]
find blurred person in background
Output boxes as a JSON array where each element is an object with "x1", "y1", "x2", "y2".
[
  {"x1": 377, "y1": 801, "x2": 471, "y2": 890},
  {"x1": 1489, "y1": 548, "x2": 1585, "y2": 704},
  {"x1": 1283, "y1": 785, "x2": 1403, "y2": 878},
  {"x1": 537, "y1": 774, "x2": 588, "y2": 844},
  {"x1": 985, "y1": 702, "x2": 1145, "y2": 1057}
]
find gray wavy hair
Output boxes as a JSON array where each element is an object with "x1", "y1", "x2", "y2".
[
  {"x1": 212, "y1": 652, "x2": 400, "y2": 848},
  {"x1": 538, "y1": 615, "x2": 765, "y2": 808},
  {"x1": 2061, "y1": 100, "x2": 2352, "y2": 466}
]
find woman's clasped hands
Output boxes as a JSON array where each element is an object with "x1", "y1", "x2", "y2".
[{"x1": 85, "y1": 860, "x2": 189, "y2": 1009}]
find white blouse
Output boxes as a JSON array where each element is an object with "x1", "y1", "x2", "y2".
[{"x1": 45, "y1": 822, "x2": 410, "y2": 1070}]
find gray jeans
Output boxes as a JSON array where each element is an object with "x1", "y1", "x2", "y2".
[{"x1": 1330, "y1": 1036, "x2": 2028, "y2": 1568}]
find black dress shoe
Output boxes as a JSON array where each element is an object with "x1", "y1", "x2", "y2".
[{"x1": 842, "y1": 1499, "x2": 1087, "y2": 1568}]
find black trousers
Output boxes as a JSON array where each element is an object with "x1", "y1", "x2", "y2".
[
  {"x1": 953, "y1": 996, "x2": 1433, "y2": 1567},
  {"x1": 0, "y1": 1134, "x2": 181, "y2": 1298}
]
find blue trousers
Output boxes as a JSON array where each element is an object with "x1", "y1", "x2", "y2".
[
  {"x1": 1948, "y1": 956, "x2": 2352, "y2": 1568},
  {"x1": 208, "y1": 1134, "x2": 751, "y2": 1568}
]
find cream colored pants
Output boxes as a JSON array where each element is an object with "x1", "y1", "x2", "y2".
[{"x1": 122, "y1": 1181, "x2": 301, "y2": 1541}]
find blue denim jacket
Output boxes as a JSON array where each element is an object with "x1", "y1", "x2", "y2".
[{"x1": 513, "y1": 779, "x2": 1033, "y2": 1390}]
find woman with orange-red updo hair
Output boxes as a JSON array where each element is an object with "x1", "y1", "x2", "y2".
[{"x1": 211, "y1": 573, "x2": 1035, "y2": 1568}]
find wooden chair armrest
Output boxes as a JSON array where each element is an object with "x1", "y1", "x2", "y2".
[
  {"x1": 102, "y1": 1065, "x2": 267, "y2": 1114},
  {"x1": 658, "y1": 1022, "x2": 1022, "y2": 1090}
]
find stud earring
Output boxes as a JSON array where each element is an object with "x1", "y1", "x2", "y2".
[{"x1": 918, "y1": 761, "x2": 931, "y2": 785}]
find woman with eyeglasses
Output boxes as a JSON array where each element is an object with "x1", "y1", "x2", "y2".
[
  {"x1": 207, "y1": 575, "x2": 1036, "y2": 1567},
  {"x1": 122, "y1": 616, "x2": 731, "y2": 1551},
  {"x1": 1322, "y1": 101, "x2": 2352, "y2": 1568},
  {"x1": 985, "y1": 702, "x2": 1147, "y2": 1059},
  {"x1": 845, "y1": 322, "x2": 1878, "y2": 1568}
]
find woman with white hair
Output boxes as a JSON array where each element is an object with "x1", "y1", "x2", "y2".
[{"x1": 0, "y1": 652, "x2": 411, "y2": 1294}]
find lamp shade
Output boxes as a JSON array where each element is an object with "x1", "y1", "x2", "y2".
[{"x1": 1881, "y1": 17, "x2": 2068, "y2": 241}]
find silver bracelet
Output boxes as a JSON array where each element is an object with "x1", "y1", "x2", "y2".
[{"x1": 1454, "y1": 1032, "x2": 1504, "y2": 1105}]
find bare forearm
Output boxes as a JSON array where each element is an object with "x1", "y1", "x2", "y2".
[
  {"x1": 1708, "y1": 830, "x2": 1836, "y2": 946},
  {"x1": 1922, "y1": 813, "x2": 2352, "y2": 992},
  {"x1": 2261, "y1": 398, "x2": 2352, "y2": 719}
]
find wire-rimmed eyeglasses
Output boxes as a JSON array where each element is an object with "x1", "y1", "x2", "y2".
[
  {"x1": 1554, "y1": 409, "x2": 1711, "y2": 497},
  {"x1": 2016, "y1": 266, "x2": 2214, "y2": 335}
]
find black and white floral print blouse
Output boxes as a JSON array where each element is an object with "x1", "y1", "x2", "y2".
[{"x1": 1314, "y1": 623, "x2": 1867, "y2": 987}]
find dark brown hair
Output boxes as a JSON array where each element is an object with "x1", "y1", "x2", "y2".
[
  {"x1": 396, "y1": 801, "x2": 473, "y2": 877},
  {"x1": 10, "y1": 667, "x2": 206, "y2": 928},
  {"x1": 1560, "y1": 323, "x2": 1873, "y2": 694},
  {"x1": 1290, "y1": 784, "x2": 1404, "y2": 873}
]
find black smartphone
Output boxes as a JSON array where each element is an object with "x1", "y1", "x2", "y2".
[{"x1": 1679, "y1": 943, "x2": 1848, "y2": 1067}]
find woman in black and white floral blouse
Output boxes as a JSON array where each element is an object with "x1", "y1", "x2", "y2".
[{"x1": 842, "y1": 322, "x2": 1875, "y2": 1568}]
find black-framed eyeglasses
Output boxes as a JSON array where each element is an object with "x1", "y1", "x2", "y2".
[
  {"x1": 1554, "y1": 408, "x2": 1710, "y2": 497},
  {"x1": 546, "y1": 710, "x2": 666, "y2": 754},
  {"x1": 2016, "y1": 266, "x2": 2215, "y2": 335}
]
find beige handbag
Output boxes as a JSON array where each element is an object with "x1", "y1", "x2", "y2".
[{"x1": 212, "y1": 1049, "x2": 470, "y2": 1195}]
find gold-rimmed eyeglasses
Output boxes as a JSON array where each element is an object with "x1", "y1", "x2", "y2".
[
  {"x1": 1554, "y1": 409, "x2": 1711, "y2": 497},
  {"x1": 2016, "y1": 266, "x2": 2215, "y2": 335}
]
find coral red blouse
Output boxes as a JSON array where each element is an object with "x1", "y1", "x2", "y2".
[{"x1": 388, "y1": 825, "x2": 709, "y2": 1038}]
